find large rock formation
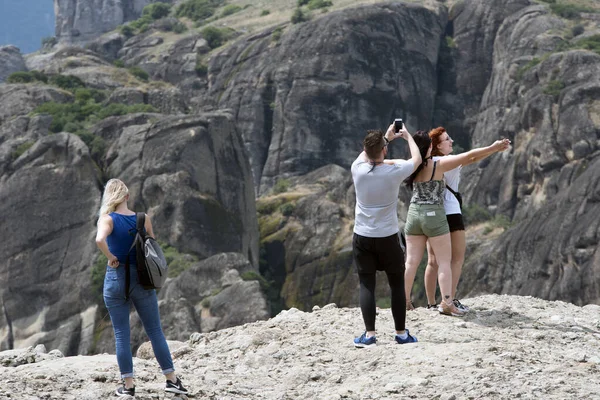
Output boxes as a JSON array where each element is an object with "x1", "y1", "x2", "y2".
[
  {"x1": 456, "y1": 2, "x2": 600, "y2": 304},
  {"x1": 0, "y1": 46, "x2": 27, "y2": 83},
  {"x1": 198, "y1": 3, "x2": 448, "y2": 193},
  {"x1": 54, "y1": 0, "x2": 170, "y2": 44}
]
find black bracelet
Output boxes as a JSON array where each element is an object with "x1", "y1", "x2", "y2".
[{"x1": 383, "y1": 137, "x2": 390, "y2": 144}]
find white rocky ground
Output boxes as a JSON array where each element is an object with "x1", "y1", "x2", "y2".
[{"x1": 1, "y1": 294, "x2": 599, "y2": 400}]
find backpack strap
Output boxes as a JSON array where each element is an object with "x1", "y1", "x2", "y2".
[
  {"x1": 445, "y1": 184, "x2": 463, "y2": 208},
  {"x1": 429, "y1": 161, "x2": 437, "y2": 181},
  {"x1": 124, "y1": 213, "x2": 146, "y2": 300}
]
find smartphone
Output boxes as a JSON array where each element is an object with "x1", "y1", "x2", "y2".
[{"x1": 394, "y1": 118, "x2": 403, "y2": 133}]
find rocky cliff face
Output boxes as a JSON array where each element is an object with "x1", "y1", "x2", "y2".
[
  {"x1": 0, "y1": 46, "x2": 27, "y2": 83},
  {"x1": 456, "y1": 2, "x2": 600, "y2": 304},
  {"x1": 0, "y1": 74, "x2": 262, "y2": 354},
  {"x1": 54, "y1": 0, "x2": 165, "y2": 44}
]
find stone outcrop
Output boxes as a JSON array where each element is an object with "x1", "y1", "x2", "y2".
[
  {"x1": 1, "y1": 295, "x2": 600, "y2": 399},
  {"x1": 197, "y1": 3, "x2": 448, "y2": 194},
  {"x1": 0, "y1": 132, "x2": 102, "y2": 354},
  {"x1": 54, "y1": 0, "x2": 172, "y2": 44},
  {"x1": 0, "y1": 46, "x2": 27, "y2": 83}
]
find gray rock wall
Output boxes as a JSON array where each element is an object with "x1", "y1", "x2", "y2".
[
  {"x1": 0, "y1": 46, "x2": 27, "y2": 83},
  {"x1": 54, "y1": 0, "x2": 167, "y2": 44}
]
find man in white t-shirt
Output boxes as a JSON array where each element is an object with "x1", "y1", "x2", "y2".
[{"x1": 351, "y1": 123, "x2": 421, "y2": 348}]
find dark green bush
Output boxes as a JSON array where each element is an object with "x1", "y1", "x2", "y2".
[
  {"x1": 549, "y1": 3, "x2": 594, "y2": 19},
  {"x1": 571, "y1": 24, "x2": 585, "y2": 37},
  {"x1": 113, "y1": 59, "x2": 125, "y2": 68},
  {"x1": 201, "y1": 26, "x2": 229, "y2": 48},
  {"x1": 576, "y1": 34, "x2": 600, "y2": 54},
  {"x1": 41, "y1": 36, "x2": 57, "y2": 48},
  {"x1": 260, "y1": 10, "x2": 270, "y2": 16},
  {"x1": 195, "y1": 62, "x2": 208, "y2": 76},
  {"x1": 279, "y1": 202, "x2": 295, "y2": 216},
  {"x1": 128, "y1": 66, "x2": 149, "y2": 82},
  {"x1": 307, "y1": 0, "x2": 333, "y2": 10},
  {"x1": 142, "y1": 2, "x2": 172, "y2": 19},
  {"x1": 221, "y1": 4, "x2": 242, "y2": 17},
  {"x1": 173, "y1": 21, "x2": 188, "y2": 34},
  {"x1": 50, "y1": 74, "x2": 86, "y2": 90},
  {"x1": 297, "y1": 0, "x2": 310, "y2": 5},
  {"x1": 272, "y1": 27, "x2": 283, "y2": 42},
  {"x1": 120, "y1": 25, "x2": 135, "y2": 37},
  {"x1": 90, "y1": 255, "x2": 108, "y2": 305},
  {"x1": 6, "y1": 70, "x2": 48, "y2": 84},
  {"x1": 129, "y1": 14, "x2": 153, "y2": 32},
  {"x1": 291, "y1": 8, "x2": 309, "y2": 24},
  {"x1": 175, "y1": 0, "x2": 224, "y2": 22},
  {"x1": 463, "y1": 204, "x2": 492, "y2": 225}
]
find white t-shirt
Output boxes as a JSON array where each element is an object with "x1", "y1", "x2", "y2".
[
  {"x1": 433, "y1": 156, "x2": 462, "y2": 215},
  {"x1": 352, "y1": 156, "x2": 414, "y2": 238}
]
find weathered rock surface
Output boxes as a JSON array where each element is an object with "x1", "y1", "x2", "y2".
[
  {"x1": 456, "y1": 1, "x2": 600, "y2": 303},
  {"x1": 0, "y1": 133, "x2": 101, "y2": 354},
  {"x1": 0, "y1": 84, "x2": 72, "y2": 124},
  {"x1": 54, "y1": 0, "x2": 172, "y2": 44},
  {"x1": 200, "y1": 3, "x2": 448, "y2": 193},
  {"x1": 0, "y1": 46, "x2": 27, "y2": 83},
  {"x1": 1, "y1": 295, "x2": 599, "y2": 399}
]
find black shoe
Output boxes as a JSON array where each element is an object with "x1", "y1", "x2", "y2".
[
  {"x1": 426, "y1": 304, "x2": 438, "y2": 311},
  {"x1": 115, "y1": 385, "x2": 135, "y2": 397},
  {"x1": 165, "y1": 377, "x2": 188, "y2": 395}
]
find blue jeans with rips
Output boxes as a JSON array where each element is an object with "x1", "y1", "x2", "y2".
[{"x1": 103, "y1": 263, "x2": 175, "y2": 379}]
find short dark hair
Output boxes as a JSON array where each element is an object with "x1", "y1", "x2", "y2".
[{"x1": 363, "y1": 129, "x2": 386, "y2": 160}]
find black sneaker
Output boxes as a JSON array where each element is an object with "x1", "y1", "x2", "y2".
[
  {"x1": 115, "y1": 385, "x2": 135, "y2": 397},
  {"x1": 165, "y1": 377, "x2": 188, "y2": 395},
  {"x1": 426, "y1": 304, "x2": 438, "y2": 311}
]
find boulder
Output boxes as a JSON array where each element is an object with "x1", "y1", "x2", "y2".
[{"x1": 0, "y1": 46, "x2": 27, "y2": 83}]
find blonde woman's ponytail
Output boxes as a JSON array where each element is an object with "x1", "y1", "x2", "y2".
[{"x1": 99, "y1": 179, "x2": 129, "y2": 216}]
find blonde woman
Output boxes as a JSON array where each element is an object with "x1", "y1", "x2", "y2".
[{"x1": 95, "y1": 179, "x2": 188, "y2": 397}]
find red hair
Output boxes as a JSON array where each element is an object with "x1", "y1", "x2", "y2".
[{"x1": 429, "y1": 127, "x2": 447, "y2": 156}]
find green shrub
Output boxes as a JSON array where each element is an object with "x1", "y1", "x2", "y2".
[
  {"x1": 113, "y1": 59, "x2": 125, "y2": 68},
  {"x1": 201, "y1": 26, "x2": 228, "y2": 48},
  {"x1": 11, "y1": 141, "x2": 34, "y2": 161},
  {"x1": 571, "y1": 24, "x2": 585, "y2": 37},
  {"x1": 129, "y1": 14, "x2": 153, "y2": 32},
  {"x1": 221, "y1": 4, "x2": 242, "y2": 17},
  {"x1": 142, "y1": 2, "x2": 172, "y2": 19},
  {"x1": 241, "y1": 271, "x2": 270, "y2": 292},
  {"x1": 491, "y1": 214, "x2": 513, "y2": 230},
  {"x1": 549, "y1": 3, "x2": 594, "y2": 19},
  {"x1": 41, "y1": 36, "x2": 57, "y2": 48},
  {"x1": 575, "y1": 34, "x2": 600, "y2": 54},
  {"x1": 291, "y1": 8, "x2": 309, "y2": 24},
  {"x1": 517, "y1": 57, "x2": 541, "y2": 80},
  {"x1": 297, "y1": 0, "x2": 309, "y2": 5},
  {"x1": 462, "y1": 203, "x2": 492, "y2": 225},
  {"x1": 173, "y1": 21, "x2": 188, "y2": 34},
  {"x1": 307, "y1": 0, "x2": 333, "y2": 10},
  {"x1": 50, "y1": 74, "x2": 86, "y2": 90},
  {"x1": 195, "y1": 61, "x2": 208, "y2": 76},
  {"x1": 120, "y1": 24, "x2": 135, "y2": 37},
  {"x1": 544, "y1": 79, "x2": 565, "y2": 98},
  {"x1": 260, "y1": 10, "x2": 270, "y2": 16},
  {"x1": 279, "y1": 202, "x2": 295, "y2": 216},
  {"x1": 175, "y1": 0, "x2": 224, "y2": 22},
  {"x1": 96, "y1": 103, "x2": 157, "y2": 119},
  {"x1": 272, "y1": 27, "x2": 283, "y2": 42},
  {"x1": 128, "y1": 66, "x2": 149, "y2": 81},
  {"x1": 445, "y1": 36, "x2": 456, "y2": 48},
  {"x1": 161, "y1": 242, "x2": 198, "y2": 278},
  {"x1": 201, "y1": 297, "x2": 211, "y2": 308},
  {"x1": 6, "y1": 70, "x2": 48, "y2": 84},
  {"x1": 273, "y1": 178, "x2": 290, "y2": 194}
]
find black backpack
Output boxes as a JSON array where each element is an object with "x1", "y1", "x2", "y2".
[{"x1": 125, "y1": 212, "x2": 168, "y2": 299}]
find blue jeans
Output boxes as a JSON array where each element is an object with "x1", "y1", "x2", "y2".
[{"x1": 103, "y1": 263, "x2": 175, "y2": 379}]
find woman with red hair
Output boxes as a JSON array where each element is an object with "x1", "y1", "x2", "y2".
[{"x1": 420, "y1": 128, "x2": 510, "y2": 312}]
